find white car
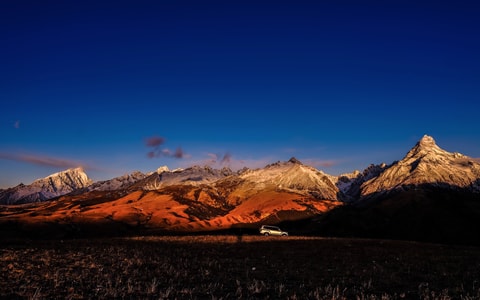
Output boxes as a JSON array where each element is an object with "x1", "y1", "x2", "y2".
[{"x1": 259, "y1": 225, "x2": 288, "y2": 236}]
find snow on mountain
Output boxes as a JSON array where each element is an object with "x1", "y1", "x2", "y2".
[
  {"x1": 336, "y1": 163, "x2": 388, "y2": 201},
  {"x1": 265, "y1": 158, "x2": 338, "y2": 199},
  {"x1": 84, "y1": 171, "x2": 147, "y2": 192},
  {"x1": 0, "y1": 167, "x2": 92, "y2": 204},
  {"x1": 217, "y1": 157, "x2": 339, "y2": 206},
  {"x1": 156, "y1": 166, "x2": 170, "y2": 174},
  {"x1": 361, "y1": 135, "x2": 480, "y2": 196},
  {"x1": 134, "y1": 165, "x2": 235, "y2": 190}
]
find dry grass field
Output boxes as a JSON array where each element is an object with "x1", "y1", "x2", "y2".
[{"x1": 1, "y1": 235, "x2": 480, "y2": 299}]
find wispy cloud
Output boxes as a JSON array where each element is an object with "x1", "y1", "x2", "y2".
[
  {"x1": 0, "y1": 152, "x2": 94, "y2": 170},
  {"x1": 14, "y1": 120, "x2": 20, "y2": 129},
  {"x1": 181, "y1": 152, "x2": 271, "y2": 171},
  {"x1": 173, "y1": 147, "x2": 186, "y2": 159},
  {"x1": 145, "y1": 136, "x2": 165, "y2": 147},
  {"x1": 203, "y1": 152, "x2": 232, "y2": 166},
  {"x1": 145, "y1": 135, "x2": 189, "y2": 159},
  {"x1": 179, "y1": 150, "x2": 341, "y2": 171}
]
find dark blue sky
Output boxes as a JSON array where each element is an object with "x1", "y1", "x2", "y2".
[{"x1": 1, "y1": 1, "x2": 479, "y2": 187}]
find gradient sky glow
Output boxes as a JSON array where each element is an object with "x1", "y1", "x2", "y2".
[{"x1": 1, "y1": 1, "x2": 479, "y2": 188}]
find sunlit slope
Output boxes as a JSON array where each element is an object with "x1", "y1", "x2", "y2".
[
  {"x1": 0, "y1": 168, "x2": 92, "y2": 204},
  {"x1": 312, "y1": 135, "x2": 480, "y2": 244},
  {"x1": 0, "y1": 158, "x2": 342, "y2": 234},
  {"x1": 361, "y1": 135, "x2": 480, "y2": 197},
  {"x1": 217, "y1": 157, "x2": 339, "y2": 205}
]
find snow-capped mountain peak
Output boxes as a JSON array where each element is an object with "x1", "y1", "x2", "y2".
[
  {"x1": 404, "y1": 134, "x2": 445, "y2": 159},
  {"x1": 230, "y1": 158, "x2": 339, "y2": 201},
  {"x1": 134, "y1": 165, "x2": 234, "y2": 190},
  {"x1": 32, "y1": 167, "x2": 91, "y2": 190},
  {"x1": 157, "y1": 166, "x2": 170, "y2": 174},
  {"x1": 84, "y1": 171, "x2": 147, "y2": 192},
  {"x1": 360, "y1": 135, "x2": 480, "y2": 196},
  {"x1": 288, "y1": 157, "x2": 303, "y2": 164},
  {"x1": 418, "y1": 134, "x2": 437, "y2": 148},
  {"x1": 0, "y1": 167, "x2": 92, "y2": 204}
]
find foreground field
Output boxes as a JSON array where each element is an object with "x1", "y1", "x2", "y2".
[{"x1": 1, "y1": 236, "x2": 480, "y2": 299}]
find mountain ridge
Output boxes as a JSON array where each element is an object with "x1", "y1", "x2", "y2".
[
  {"x1": 1, "y1": 136, "x2": 479, "y2": 205},
  {"x1": 1, "y1": 135, "x2": 480, "y2": 243}
]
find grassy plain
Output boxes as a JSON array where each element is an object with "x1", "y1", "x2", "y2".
[{"x1": 1, "y1": 235, "x2": 480, "y2": 299}]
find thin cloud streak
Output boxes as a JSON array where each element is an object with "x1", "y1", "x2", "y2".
[
  {"x1": 173, "y1": 147, "x2": 186, "y2": 159},
  {"x1": 204, "y1": 152, "x2": 232, "y2": 166},
  {"x1": 181, "y1": 152, "x2": 341, "y2": 172},
  {"x1": 145, "y1": 136, "x2": 165, "y2": 147},
  {"x1": 182, "y1": 152, "x2": 271, "y2": 171},
  {"x1": 0, "y1": 152, "x2": 94, "y2": 170}
]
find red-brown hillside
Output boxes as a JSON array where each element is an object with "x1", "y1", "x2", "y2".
[{"x1": 0, "y1": 158, "x2": 342, "y2": 237}]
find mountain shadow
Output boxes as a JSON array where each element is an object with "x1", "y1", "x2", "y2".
[{"x1": 308, "y1": 183, "x2": 480, "y2": 245}]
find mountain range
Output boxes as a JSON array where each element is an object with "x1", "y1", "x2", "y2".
[{"x1": 1, "y1": 135, "x2": 479, "y2": 244}]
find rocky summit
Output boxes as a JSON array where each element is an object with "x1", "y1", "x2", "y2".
[
  {"x1": 0, "y1": 167, "x2": 92, "y2": 205},
  {"x1": 360, "y1": 135, "x2": 480, "y2": 196}
]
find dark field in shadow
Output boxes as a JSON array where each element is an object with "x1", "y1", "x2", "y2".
[{"x1": 1, "y1": 236, "x2": 480, "y2": 299}]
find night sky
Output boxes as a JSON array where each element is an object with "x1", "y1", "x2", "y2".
[{"x1": 1, "y1": 1, "x2": 479, "y2": 188}]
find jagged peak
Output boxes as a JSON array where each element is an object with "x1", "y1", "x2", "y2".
[
  {"x1": 156, "y1": 166, "x2": 170, "y2": 174},
  {"x1": 405, "y1": 134, "x2": 444, "y2": 158},
  {"x1": 130, "y1": 170, "x2": 145, "y2": 176},
  {"x1": 417, "y1": 134, "x2": 437, "y2": 148},
  {"x1": 57, "y1": 166, "x2": 84, "y2": 173},
  {"x1": 359, "y1": 134, "x2": 480, "y2": 197},
  {"x1": 23, "y1": 167, "x2": 93, "y2": 198},
  {"x1": 40, "y1": 167, "x2": 87, "y2": 181},
  {"x1": 288, "y1": 157, "x2": 302, "y2": 164},
  {"x1": 265, "y1": 157, "x2": 304, "y2": 169},
  {"x1": 220, "y1": 166, "x2": 233, "y2": 174}
]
